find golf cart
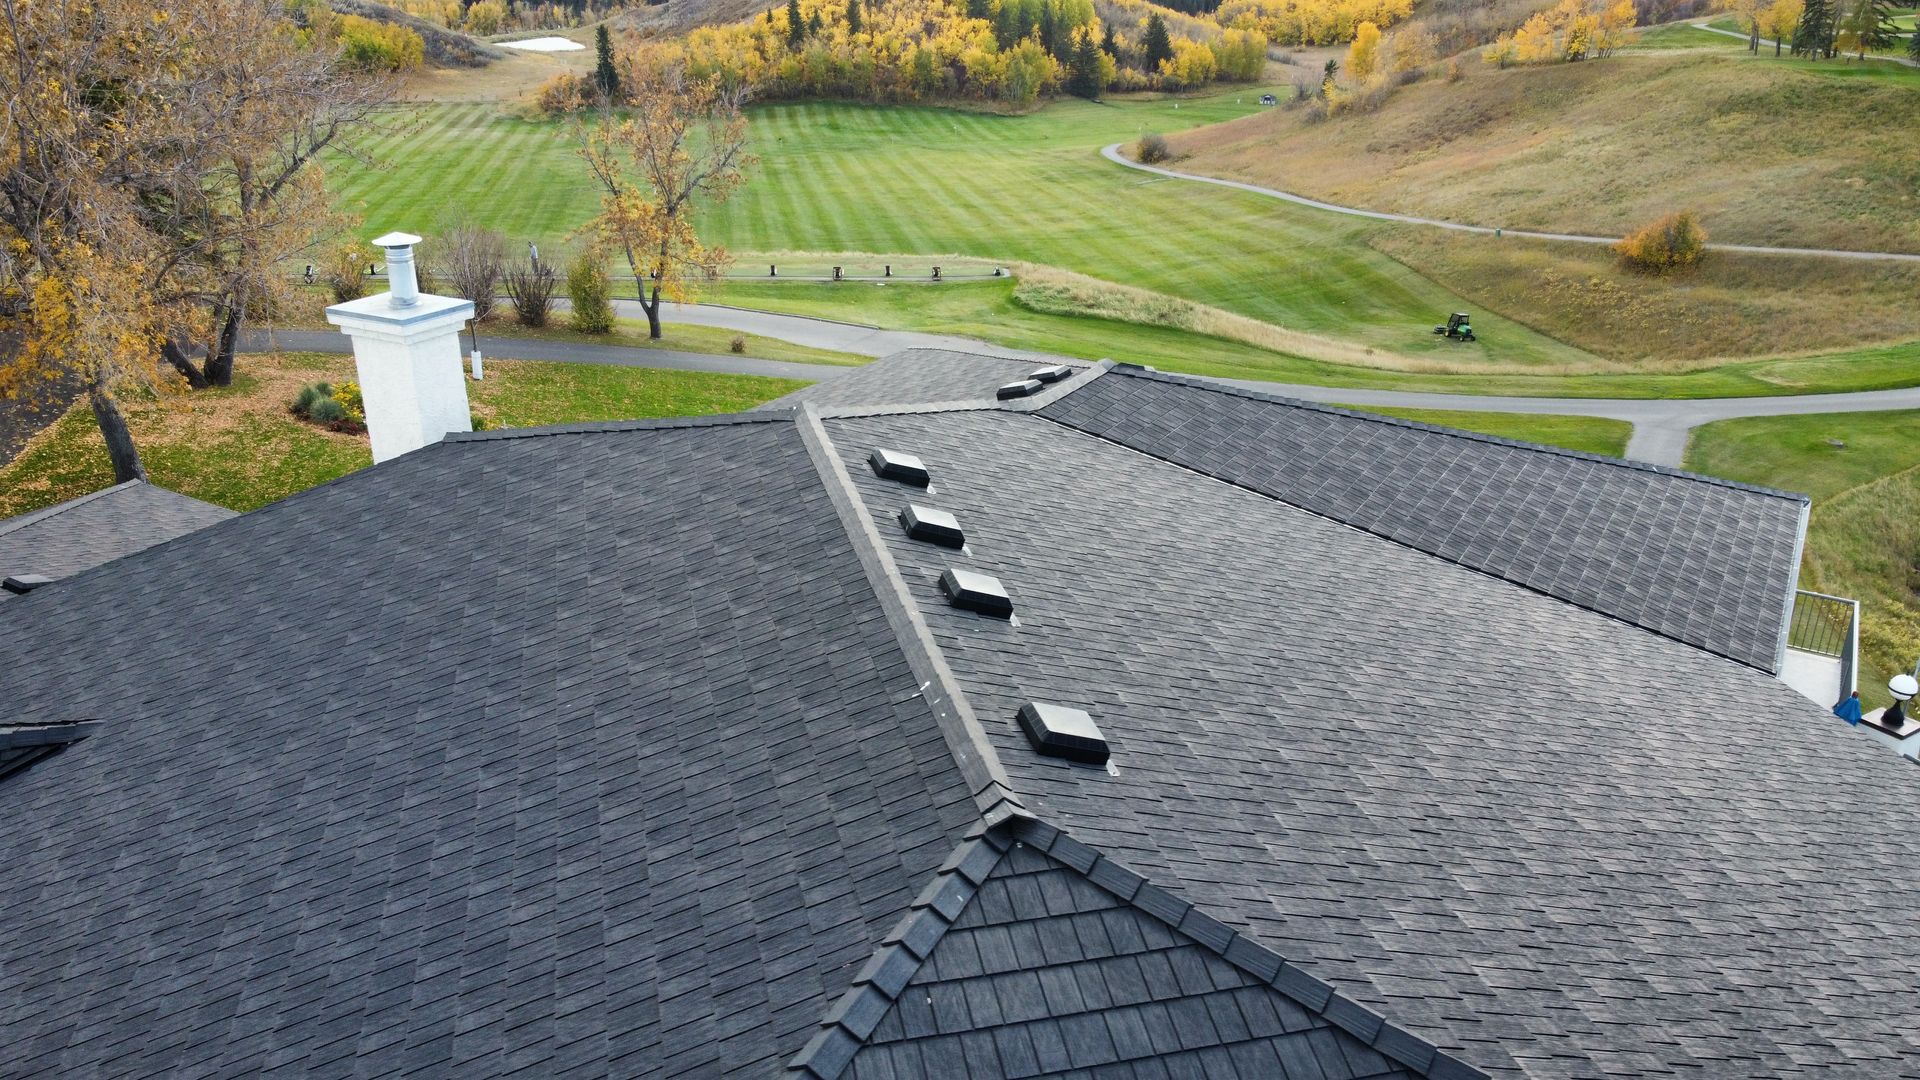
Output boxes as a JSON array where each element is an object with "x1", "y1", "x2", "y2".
[{"x1": 1433, "y1": 312, "x2": 1476, "y2": 342}]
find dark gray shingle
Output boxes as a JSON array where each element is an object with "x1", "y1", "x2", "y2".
[
  {"x1": 767, "y1": 350, "x2": 1088, "y2": 412},
  {"x1": 0, "y1": 480, "x2": 233, "y2": 595},
  {"x1": 0, "y1": 418, "x2": 978, "y2": 1078},
  {"x1": 824, "y1": 408, "x2": 1920, "y2": 1080},
  {"x1": 1039, "y1": 367, "x2": 1807, "y2": 671}
]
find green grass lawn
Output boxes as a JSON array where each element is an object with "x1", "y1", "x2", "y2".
[
  {"x1": 0, "y1": 354, "x2": 807, "y2": 517},
  {"x1": 1686, "y1": 411, "x2": 1920, "y2": 706},
  {"x1": 1629, "y1": 22, "x2": 1748, "y2": 50},
  {"x1": 709, "y1": 278, "x2": 1920, "y2": 399},
  {"x1": 1345, "y1": 406, "x2": 1632, "y2": 457},
  {"x1": 333, "y1": 92, "x2": 1598, "y2": 373},
  {"x1": 481, "y1": 316, "x2": 869, "y2": 366}
]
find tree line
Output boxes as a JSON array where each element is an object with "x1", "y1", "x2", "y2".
[{"x1": 553, "y1": 0, "x2": 1266, "y2": 107}]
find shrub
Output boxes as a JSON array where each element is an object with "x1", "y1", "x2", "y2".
[
  {"x1": 729, "y1": 334, "x2": 747, "y2": 354},
  {"x1": 537, "y1": 72, "x2": 594, "y2": 115},
  {"x1": 291, "y1": 382, "x2": 332, "y2": 418},
  {"x1": 1136, "y1": 133, "x2": 1171, "y2": 164},
  {"x1": 506, "y1": 258, "x2": 559, "y2": 328},
  {"x1": 326, "y1": 244, "x2": 368, "y2": 303},
  {"x1": 1614, "y1": 211, "x2": 1709, "y2": 274},
  {"x1": 334, "y1": 381, "x2": 366, "y2": 424},
  {"x1": 470, "y1": 411, "x2": 496, "y2": 431},
  {"x1": 337, "y1": 15, "x2": 425, "y2": 72},
  {"x1": 567, "y1": 254, "x2": 615, "y2": 334},
  {"x1": 428, "y1": 222, "x2": 505, "y2": 322},
  {"x1": 308, "y1": 397, "x2": 348, "y2": 424}
]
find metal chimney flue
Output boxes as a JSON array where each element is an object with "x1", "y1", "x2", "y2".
[{"x1": 374, "y1": 232, "x2": 423, "y2": 309}]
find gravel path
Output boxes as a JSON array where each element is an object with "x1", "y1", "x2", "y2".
[{"x1": 1099, "y1": 144, "x2": 1920, "y2": 264}]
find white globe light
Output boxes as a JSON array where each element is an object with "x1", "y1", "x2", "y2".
[{"x1": 1890, "y1": 674, "x2": 1919, "y2": 701}]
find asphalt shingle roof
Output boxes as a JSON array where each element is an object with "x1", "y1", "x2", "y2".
[
  {"x1": 0, "y1": 479, "x2": 233, "y2": 594},
  {"x1": 766, "y1": 350, "x2": 1089, "y2": 412},
  {"x1": 798, "y1": 824, "x2": 1440, "y2": 1080},
  {"x1": 0, "y1": 416, "x2": 977, "y2": 1079},
  {"x1": 1040, "y1": 366, "x2": 1808, "y2": 671},
  {"x1": 0, "y1": 350, "x2": 1898, "y2": 1080},
  {"x1": 823, "y1": 405, "x2": 1920, "y2": 1079}
]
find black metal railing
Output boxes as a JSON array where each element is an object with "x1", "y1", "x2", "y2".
[{"x1": 1789, "y1": 589, "x2": 1860, "y2": 694}]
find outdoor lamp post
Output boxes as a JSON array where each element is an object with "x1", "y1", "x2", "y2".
[{"x1": 1887, "y1": 674, "x2": 1918, "y2": 729}]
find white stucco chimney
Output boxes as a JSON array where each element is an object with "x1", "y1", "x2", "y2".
[{"x1": 325, "y1": 232, "x2": 476, "y2": 464}]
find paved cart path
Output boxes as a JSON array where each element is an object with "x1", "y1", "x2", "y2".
[{"x1": 245, "y1": 301, "x2": 1920, "y2": 468}]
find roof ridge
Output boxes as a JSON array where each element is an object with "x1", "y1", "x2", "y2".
[
  {"x1": 793, "y1": 406, "x2": 1030, "y2": 827},
  {"x1": 1101, "y1": 364, "x2": 1810, "y2": 505},
  {"x1": 0, "y1": 479, "x2": 146, "y2": 540},
  {"x1": 1035, "y1": 408, "x2": 1779, "y2": 675},
  {"x1": 787, "y1": 820, "x2": 1486, "y2": 1080},
  {"x1": 442, "y1": 409, "x2": 796, "y2": 443}
]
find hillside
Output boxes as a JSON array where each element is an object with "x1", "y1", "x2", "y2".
[
  {"x1": 332, "y1": 0, "x2": 506, "y2": 65},
  {"x1": 1166, "y1": 50, "x2": 1920, "y2": 253},
  {"x1": 611, "y1": 0, "x2": 773, "y2": 38}
]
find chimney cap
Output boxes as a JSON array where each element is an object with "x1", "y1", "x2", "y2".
[{"x1": 371, "y1": 231, "x2": 423, "y2": 249}]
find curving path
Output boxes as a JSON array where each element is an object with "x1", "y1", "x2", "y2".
[
  {"x1": 244, "y1": 301, "x2": 1920, "y2": 468},
  {"x1": 1099, "y1": 144, "x2": 1920, "y2": 264}
]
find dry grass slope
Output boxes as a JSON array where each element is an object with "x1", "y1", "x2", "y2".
[{"x1": 1169, "y1": 51, "x2": 1920, "y2": 253}]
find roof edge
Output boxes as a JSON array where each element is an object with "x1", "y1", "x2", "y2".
[
  {"x1": 1097, "y1": 364, "x2": 1811, "y2": 505},
  {"x1": 794, "y1": 406, "x2": 1030, "y2": 826},
  {"x1": 0, "y1": 479, "x2": 147, "y2": 540},
  {"x1": 788, "y1": 818, "x2": 1488, "y2": 1080},
  {"x1": 442, "y1": 409, "x2": 797, "y2": 443}
]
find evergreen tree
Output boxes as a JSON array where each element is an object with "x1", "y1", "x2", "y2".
[
  {"x1": 1793, "y1": 0, "x2": 1837, "y2": 55},
  {"x1": 593, "y1": 24, "x2": 620, "y2": 100},
  {"x1": 965, "y1": 0, "x2": 988, "y2": 16},
  {"x1": 1068, "y1": 28, "x2": 1101, "y2": 97},
  {"x1": 845, "y1": 0, "x2": 861, "y2": 34},
  {"x1": 807, "y1": 9, "x2": 823, "y2": 35},
  {"x1": 1911, "y1": 18, "x2": 1920, "y2": 58},
  {"x1": 1142, "y1": 12, "x2": 1173, "y2": 71},
  {"x1": 787, "y1": 0, "x2": 805, "y2": 47},
  {"x1": 1040, "y1": 1, "x2": 1057, "y2": 56},
  {"x1": 1100, "y1": 22, "x2": 1117, "y2": 59}
]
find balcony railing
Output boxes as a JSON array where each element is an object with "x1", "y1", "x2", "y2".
[{"x1": 1789, "y1": 589, "x2": 1861, "y2": 695}]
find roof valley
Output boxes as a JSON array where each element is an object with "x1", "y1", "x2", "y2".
[{"x1": 794, "y1": 405, "x2": 1031, "y2": 828}]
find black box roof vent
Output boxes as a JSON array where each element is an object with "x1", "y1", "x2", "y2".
[
  {"x1": 0, "y1": 719, "x2": 101, "y2": 784},
  {"x1": 900, "y1": 505, "x2": 965, "y2": 549},
  {"x1": 1030, "y1": 364, "x2": 1073, "y2": 384},
  {"x1": 996, "y1": 379, "x2": 1043, "y2": 400},
  {"x1": 869, "y1": 448, "x2": 930, "y2": 487},
  {"x1": 940, "y1": 568, "x2": 1013, "y2": 618},
  {"x1": 1016, "y1": 702, "x2": 1109, "y2": 764},
  {"x1": 2, "y1": 574, "x2": 53, "y2": 595}
]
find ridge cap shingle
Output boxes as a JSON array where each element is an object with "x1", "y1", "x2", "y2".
[{"x1": 793, "y1": 405, "x2": 1030, "y2": 826}]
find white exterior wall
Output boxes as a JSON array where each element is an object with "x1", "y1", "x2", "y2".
[{"x1": 325, "y1": 292, "x2": 476, "y2": 464}]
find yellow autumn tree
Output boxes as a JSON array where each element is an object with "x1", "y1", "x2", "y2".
[
  {"x1": 579, "y1": 58, "x2": 755, "y2": 339},
  {"x1": 1347, "y1": 20, "x2": 1383, "y2": 80},
  {"x1": 1759, "y1": 0, "x2": 1804, "y2": 53},
  {"x1": 1, "y1": 0, "x2": 388, "y2": 480}
]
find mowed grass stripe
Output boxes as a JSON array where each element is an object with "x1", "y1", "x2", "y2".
[{"x1": 333, "y1": 92, "x2": 1597, "y2": 366}]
